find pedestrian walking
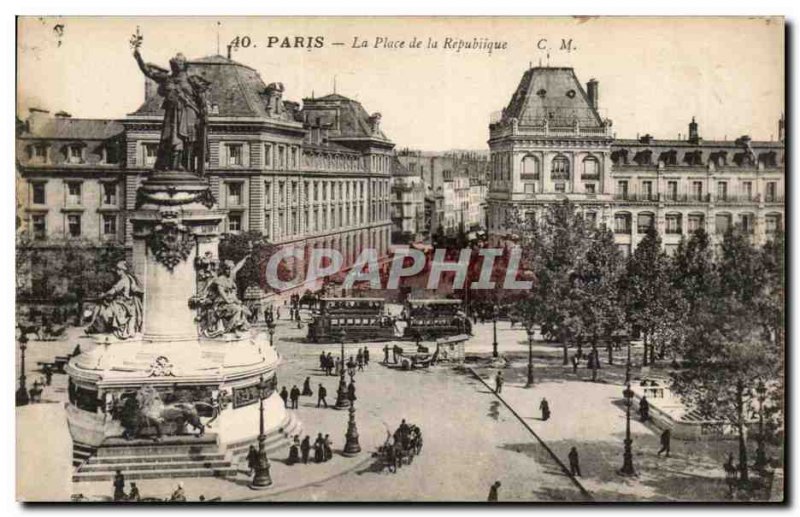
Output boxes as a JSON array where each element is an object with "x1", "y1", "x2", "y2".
[
  {"x1": 356, "y1": 348, "x2": 364, "y2": 366},
  {"x1": 43, "y1": 364, "x2": 53, "y2": 386},
  {"x1": 357, "y1": 354, "x2": 364, "y2": 372},
  {"x1": 488, "y1": 481, "x2": 501, "y2": 502},
  {"x1": 246, "y1": 444, "x2": 259, "y2": 476},
  {"x1": 383, "y1": 344, "x2": 390, "y2": 364},
  {"x1": 127, "y1": 483, "x2": 140, "y2": 502},
  {"x1": 314, "y1": 433, "x2": 324, "y2": 463},
  {"x1": 347, "y1": 380, "x2": 357, "y2": 403},
  {"x1": 657, "y1": 428, "x2": 671, "y2": 457},
  {"x1": 539, "y1": 397, "x2": 551, "y2": 421},
  {"x1": 113, "y1": 470, "x2": 125, "y2": 501},
  {"x1": 495, "y1": 371, "x2": 504, "y2": 394},
  {"x1": 317, "y1": 384, "x2": 328, "y2": 408},
  {"x1": 300, "y1": 435, "x2": 311, "y2": 464},
  {"x1": 319, "y1": 351, "x2": 327, "y2": 371},
  {"x1": 326, "y1": 352, "x2": 334, "y2": 375},
  {"x1": 280, "y1": 386, "x2": 289, "y2": 408},
  {"x1": 568, "y1": 446, "x2": 581, "y2": 477},
  {"x1": 571, "y1": 354, "x2": 579, "y2": 374},
  {"x1": 290, "y1": 385, "x2": 300, "y2": 409},
  {"x1": 302, "y1": 377, "x2": 313, "y2": 396},
  {"x1": 639, "y1": 396, "x2": 650, "y2": 422},
  {"x1": 169, "y1": 482, "x2": 186, "y2": 502},
  {"x1": 364, "y1": 346, "x2": 370, "y2": 365},
  {"x1": 287, "y1": 439, "x2": 300, "y2": 466},
  {"x1": 323, "y1": 434, "x2": 333, "y2": 461}
]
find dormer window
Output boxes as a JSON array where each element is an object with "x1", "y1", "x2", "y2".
[
  {"x1": 29, "y1": 143, "x2": 49, "y2": 163},
  {"x1": 66, "y1": 144, "x2": 83, "y2": 164}
]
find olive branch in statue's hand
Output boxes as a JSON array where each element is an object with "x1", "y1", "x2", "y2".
[{"x1": 129, "y1": 26, "x2": 143, "y2": 51}]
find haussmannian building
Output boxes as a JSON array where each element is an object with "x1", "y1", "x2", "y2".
[
  {"x1": 487, "y1": 66, "x2": 785, "y2": 256},
  {"x1": 16, "y1": 55, "x2": 394, "y2": 294}
]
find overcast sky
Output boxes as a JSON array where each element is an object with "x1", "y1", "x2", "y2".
[{"x1": 17, "y1": 16, "x2": 784, "y2": 150}]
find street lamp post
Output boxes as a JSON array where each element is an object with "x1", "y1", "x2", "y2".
[
  {"x1": 619, "y1": 380, "x2": 636, "y2": 477},
  {"x1": 525, "y1": 325, "x2": 535, "y2": 388},
  {"x1": 335, "y1": 332, "x2": 350, "y2": 409},
  {"x1": 342, "y1": 395, "x2": 361, "y2": 456},
  {"x1": 16, "y1": 333, "x2": 30, "y2": 407},
  {"x1": 625, "y1": 340, "x2": 632, "y2": 385},
  {"x1": 492, "y1": 305, "x2": 499, "y2": 358},
  {"x1": 249, "y1": 375, "x2": 273, "y2": 489}
]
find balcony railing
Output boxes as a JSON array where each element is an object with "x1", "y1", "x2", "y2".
[{"x1": 580, "y1": 173, "x2": 601, "y2": 181}]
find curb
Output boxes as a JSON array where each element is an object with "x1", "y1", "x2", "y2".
[{"x1": 467, "y1": 367, "x2": 594, "y2": 502}]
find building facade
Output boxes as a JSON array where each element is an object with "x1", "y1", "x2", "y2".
[
  {"x1": 390, "y1": 156, "x2": 427, "y2": 243},
  {"x1": 487, "y1": 66, "x2": 785, "y2": 255},
  {"x1": 17, "y1": 55, "x2": 394, "y2": 293}
]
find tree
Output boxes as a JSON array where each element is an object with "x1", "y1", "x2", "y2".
[
  {"x1": 573, "y1": 227, "x2": 625, "y2": 372},
  {"x1": 670, "y1": 228, "x2": 780, "y2": 484},
  {"x1": 521, "y1": 201, "x2": 592, "y2": 364},
  {"x1": 623, "y1": 225, "x2": 677, "y2": 365}
]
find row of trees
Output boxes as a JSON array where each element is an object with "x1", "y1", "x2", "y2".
[{"x1": 510, "y1": 201, "x2": 784, "y2": 482}]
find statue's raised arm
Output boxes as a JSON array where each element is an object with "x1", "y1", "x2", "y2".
[
  {"x1": 231, "y1": 253, "x2": 251, "y2": 279},
  {"x1": 133, "y1": 49, "x2": 169, "y2": 83}
]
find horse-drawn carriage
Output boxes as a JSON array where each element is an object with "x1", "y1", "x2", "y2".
[{"x1": 374, "y1": 421, "x2": 423, "y2": 473}]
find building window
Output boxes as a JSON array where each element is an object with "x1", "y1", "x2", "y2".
[
  {"x1": 292, "y1": 182, "x2": 298, "y2": 204},
  {"x1": 31, "y1": 182, "x2": 46, "y2": 205},
  {"x1": 742, "y1": 181, "x2": 753, "y2": 201},
  {"x1": 582, "y1": 156, "x2": 599, "y2": 179},
  {"x1": 585, "y1": 211, "x2": 597, "y2": 227},
  {"x1": 740, "y1": 213, "x2": 755, "y2": 234},
  {"x1": 521, "y1": 155, "x2": 540, "y2": 177},
  {"x1": 692, "y1": 181, "x2": 703, "y2": 201},
  {"x1": 264, "y1": 181, "x2": 272, "y2": 205},
  {"x1": 227, "y1": 183, "x2": 243, "y2": 206},
  {"x1": 264, "y1": 143, "x2": 273, "y2": 168},
  {"x1": 715, "y1": 214, "x2": 732, "y2": 235},
  {"x1": 31, "y1": 144, "x2": 48, "y2": 162},
  {"x1": 585, "y1": 183, "x2": 596, "y2": 194},
  {"x1": 637, "y1": 213, "x2": 654, "y2": 234},
  {"x1": 66, "y1": 144, "x2": 83, "y2": 164},
  {"x1": 717, "y1": 182, "x2": 728, "y2": 201},
  {"x1": 665, "y1": 214, "x2": 682, "y2": 234},
  {"x1": 554, "y1": 182, "x2": 566, "y2": 193},
  {"x1": 278, "y1": 146, "x2": 286, "y2": 169},
  {"x1": 32, "y1": 215, "x2": 46, "y2": 240},
  {"x1": 102, "y1": 183, "x2": 117, "y2": 205},
  {"x1": 143, "y1": 143, "x2": 158, "y2": 166},
  {"x1": 766, "y1": 214, "x2": 781, "y2": 234},
  {"x1": 617, "y1": 180, "x2": 629, "y2": 200},
  {"x1": 642, "y1": 181, "x2": 654, "y2": 201},
  {"x1": 766, "y1": 182, "x2": 777, "y2": 202},
  {"x1": 667, "y1": 181, "x2": 678, "y2": 201},
  {"x1": 67, "y1": 214, "x2": 82, "y2": 238},
  {"x1": 67, "y1": 182, "x2": 82, "y2": 205},
  {"x1": 227, "y1": 144, "x2": 243, "y2": 166},
  {"x1": 279, "y1": 182, "x2": 285, "y2": 205},
  {"x1": 102, "y1": 214, "x2": 117, "y2": 236},
  {"x1": 551, "y1": 155, "x2": 570, "y2": 180},
  {"x1": 228, "y1": 213, "x2": 242, "y2": 233},
  {"x1": 688, "y1": 214, "x2": 704, "y2": 234},
  {"x1": 614, "y1": 213, "x2": 631, "y2": 234},
  {"x1": 264, "y1": 213, "x2": 271, "y2": 239},
  {"x1": 524, "y1": 183, "x2": 536, "y2": 195}
]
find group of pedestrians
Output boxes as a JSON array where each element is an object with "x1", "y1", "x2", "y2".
[
  {"x1": 277, "y1": 433, "x2": 333, "y2": 466},
  {"x1": 319, "y1": 347, "x2": 370, "y2": 377},
  {"x1": 279, "y1": 377, "x2": 315, "y2": 409}
]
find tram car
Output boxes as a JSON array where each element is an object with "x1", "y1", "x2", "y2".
[
  {"x1": 306, "y1": 297, "x2": 397, "y2": 343},
  {"x1": 403, "y1": 299, "x2": 471, "y2": 340}
]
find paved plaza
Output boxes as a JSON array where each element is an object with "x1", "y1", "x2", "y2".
[{"x1": 16, "y1": 314, "x2": 759, "y2": 502}]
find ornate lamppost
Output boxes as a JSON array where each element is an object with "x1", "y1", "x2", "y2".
[
  {"x1": 492, "y1": 304, "x2": 499, "y2": 358},
  {"x1": 335, "y1": 331, "x2": 350, "y2": 409},
  {"x1": 619, "y1": 382, "x2": 636, "y2": 476},
  {"x1": 342, "y1": 383, "x2": 361, "y2": 456},
  {"x1": 16, "y1": 332, "x2": 30, "y2": 407},
  {"x1": 249, "y1": 375, "x2": 273, "y2": 489},
  {"x1": 525, "y1": 324, "x2": 535, "y2": 388},
  {"x1": 754, "y1": 381, "x2": 768, "y2": 471}
]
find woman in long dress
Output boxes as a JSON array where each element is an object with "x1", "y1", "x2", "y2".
[{"x1": 85, "y1": 261, "x2": 143, "y2": 339}]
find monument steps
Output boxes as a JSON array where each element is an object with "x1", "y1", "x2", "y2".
[
  {"x1": 78, "y1": 459, "x2": 232, "y2": 473},
  {"x1": 73, "y1": 466, "x2": 238, "y2": 483},
  {"x1": 83, "y1": 452, "x2": 227, "y2": 465},
  {"x1": 226, "y1": 412, "x2": 302, "y2": 460}
]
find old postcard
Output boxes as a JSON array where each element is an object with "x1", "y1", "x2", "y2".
[{"x1": 15, "y1": 16, "x2": 785, "y2": 503}]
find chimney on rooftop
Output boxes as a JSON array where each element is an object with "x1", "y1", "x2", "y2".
[
  {"x1": 586, "y1": 79, "x2": 599, "y2": 109},
  {"x1": 688, "y1": 116, "x2": 700, "y2": 144},
  {"x1": 27, "y1": 107, "x2": 50, "y2": 134}
]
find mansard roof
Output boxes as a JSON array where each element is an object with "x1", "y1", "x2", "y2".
[
  {"x1": 20, "y1": 118, "x2": 123, "y2": 140},
  {"x1": 301, "y1": 93, "x2": 392, "y2": 143},
  {"x1": 502, "y1": 67, "x2": 603, "y2": 128}
]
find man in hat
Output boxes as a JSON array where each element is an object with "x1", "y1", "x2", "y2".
[
  {"x1": 290, "y1": 384, "x2": 300, "y2": 409},
  {"x1": 317, "y1": 384, "x2": 328, "y2": 408},
  {"x1": 488, "y1": 481, "x2": 501, "y2": 502}
]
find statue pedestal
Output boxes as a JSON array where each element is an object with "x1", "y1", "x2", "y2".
[{"x1": 66, "y1": 170, "x2": 298, "y2": 482}]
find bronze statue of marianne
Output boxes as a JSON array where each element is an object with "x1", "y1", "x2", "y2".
[{"x1": 133, "y1": 49, "x2": 210, "y2": 175}]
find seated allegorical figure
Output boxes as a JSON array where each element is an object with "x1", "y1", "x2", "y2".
[
  {"x1": 85, "y1": 261, "x2": 144, "y2": 339},
  {"x1": 194, "y1": 254, "x2": 252, "y2": 338}
]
